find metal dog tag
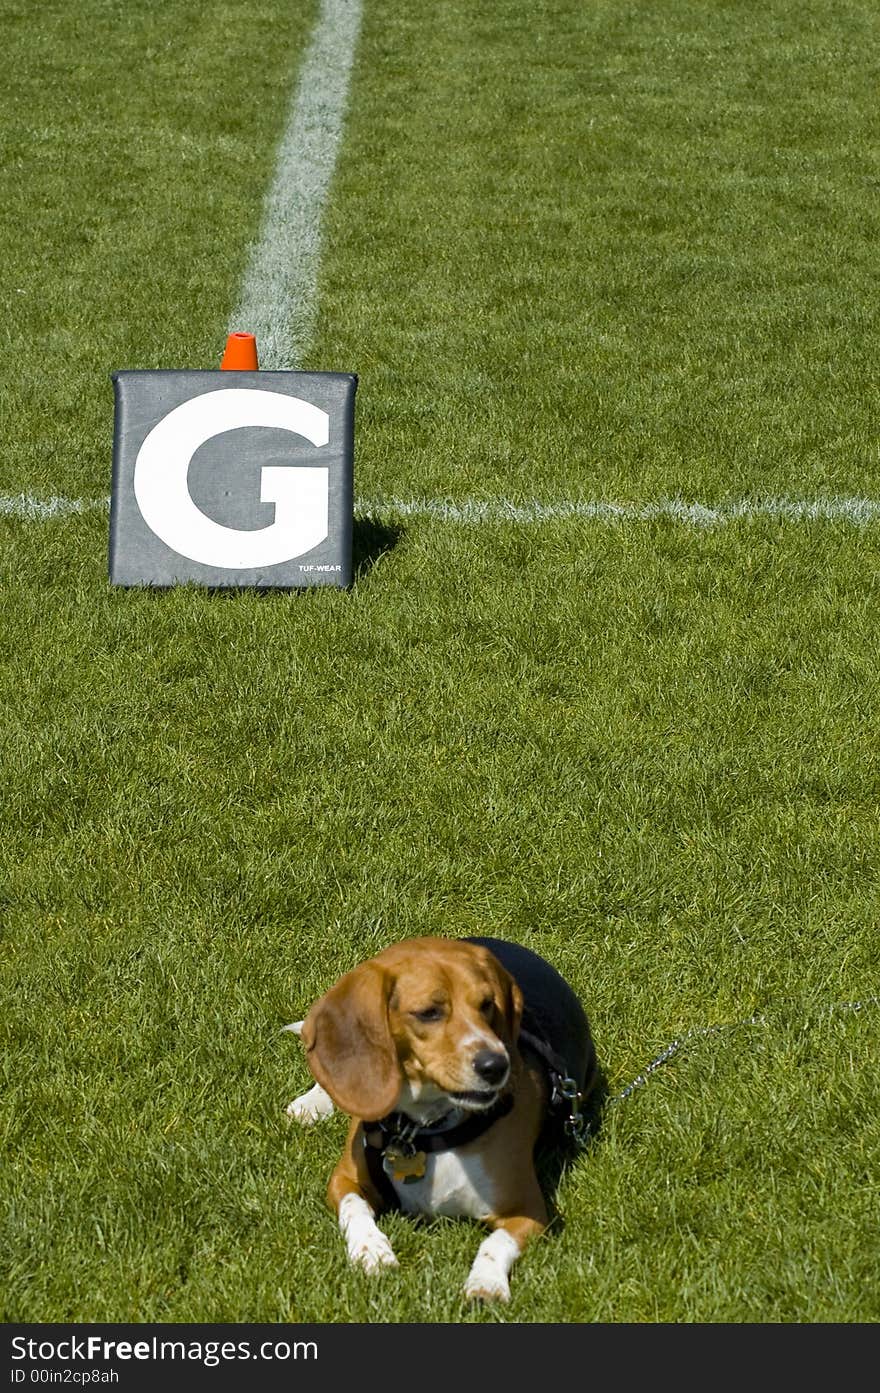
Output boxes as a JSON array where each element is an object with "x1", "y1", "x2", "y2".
[{"x1": 383, "y1": 1147, "x2": 427, "y2": 1182}]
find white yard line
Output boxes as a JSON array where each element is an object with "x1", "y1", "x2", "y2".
[
  {"x1": 358, "y1": 494, "x2": 880, "y2": 526},
  {"x1": 0, "y1": 494, "x2": 108, "y2": 521},
  {"x1": 8, "y1": 492, "x2": 880, "y2": 528},
  {"x1": 227, "y1": 0, "x2": 364, "y2": 369}
]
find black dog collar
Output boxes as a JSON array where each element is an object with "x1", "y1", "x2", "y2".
[
  {"x1": 362, "y1": 1094, "x2": 515, "y2": 1205},
  {"x1": 364, "y1": 1092, "x2": 514, "y2": 1159}
]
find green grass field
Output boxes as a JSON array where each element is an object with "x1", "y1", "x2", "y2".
[{"x1": 2, "y1": 0, "x2": 879, "y2": 1323}]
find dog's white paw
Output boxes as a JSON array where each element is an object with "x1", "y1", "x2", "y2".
[
  {"x1": 339, "y1": 1192, "x2": 398, "y2": 1275},
  {"x1": 463, "y1": 1266, "x2": 511, "y2": 1303},
  {"x1": 463, "y1": 1229, "x2": 519, "y2": 1302},
  {"x1": 286, "y1": 1083, "x2": 335, "y2": 1125},
  {"x1": 350, "y1": 1231, "x2": 399, "y2": 1274}
]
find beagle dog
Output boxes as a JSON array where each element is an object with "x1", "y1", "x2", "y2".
[{"x1": 285, "y1": 936, "x2": 596, "y2": 1302}]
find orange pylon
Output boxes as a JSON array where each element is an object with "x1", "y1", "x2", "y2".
[{"x1": 220, "y1": 331, "x2": 259, "y2": 370}]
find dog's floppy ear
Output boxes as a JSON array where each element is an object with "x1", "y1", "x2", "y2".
[
  {"x1": 499, "y1": 966, "x2": 523, "y2": 1045},
  {"x1": 480, "y1": 949, "x2": 523, "y2": 1046},
  {"x1": 299, "y1": 961, "x2": 400, "y2": 1120}
]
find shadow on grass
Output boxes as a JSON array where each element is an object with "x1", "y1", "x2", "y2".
[{"x1": 352, "y1": 514, "x2": 404, "y2": 582}]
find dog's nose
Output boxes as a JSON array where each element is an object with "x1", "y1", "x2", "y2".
[{"x1": 472, "y1": 1049, "x2": 509, "y2": 1085}]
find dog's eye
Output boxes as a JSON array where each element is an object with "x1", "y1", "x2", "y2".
[
  {"x1": 480, "y1": 997, "x2": 495, "y2": 1018},
  {"x1": 412, "y1": 1005, "x2": 444, "y2": 1023}
]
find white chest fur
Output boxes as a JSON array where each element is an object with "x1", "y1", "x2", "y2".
[{"x1": 391, "y1": 1148, "x2": 500, "y2": 1220}]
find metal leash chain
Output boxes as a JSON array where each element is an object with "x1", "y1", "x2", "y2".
[{"x1": 565, "y1": 994, "x2": 880, "y2": 1150}]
